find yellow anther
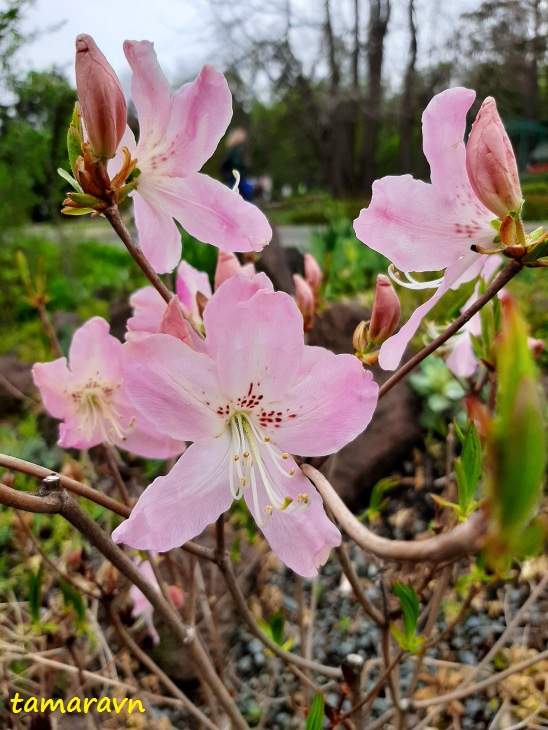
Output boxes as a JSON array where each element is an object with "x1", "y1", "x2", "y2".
[
  {"x1": 240, "y1": 477, "x2": 247, "y2": 486},
  {"x1": 282, "y1": 453, "x2": 289, "y2": 460},
  {"x1": 243, "y1": 451, "x2": 249, "y2": 458},
  {"x1": 265, "y1": 505, "x2": 273, "y2": 516},
  {"x1": 264, "y1": 436, "x2": 270, "y2": 442},
  {"x1": 233, "y1": 455, "x2": 239, "y2": 461},
  {"x1": 289, "y1": 468, "x2": 295, "y2": 476}
]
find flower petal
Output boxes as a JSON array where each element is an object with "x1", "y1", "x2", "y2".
[
  {"x1": 161, "y1": 65, "x2": 232, "y2": 177},
  {"x1": 269, "y1": 350, "x2": 379, "y2": 456},
  {"x1": 124, "y1": 40, "x2": 171, "y2": 152},
  {"x1": 203, "y1": 276, "x2": 305, "y2": 403},
  {"x1": 112, "y1": 435, "x2": 234, "y2": 552},
  {"x1": 68, "y1": 317, "x2": 122, "y2": 382},
  {"x1": 133, "y1": 191, "x2": 183, "y2": 273},
  {"x1": 32, "y1": 358, "x2": 72, "y2": 420},
  {"x1": 243, "y1": 452, "x2": 340, "y2": 577},
  {"x1": 176, "y1": 260, "x2": 212, "y2": 321},
  {"x1": 126, "y1": 286, "x2": 168, "y2": 341},
  {"x1": 379, "y1": 253, "x2": 485, "y2": 370},
  {"x1": 121, "y1": 334, "x2": 223, "y2": 441},
  {"x1": 446, "y1": 329, "x2": 478, "y2": 378},
  {"x1": 151, "y1": 172, "x2": 272, "y2": 254}
]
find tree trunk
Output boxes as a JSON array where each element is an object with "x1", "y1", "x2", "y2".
[{"x1": 398, "y1": 0, "x2": 417, "y2": 173}]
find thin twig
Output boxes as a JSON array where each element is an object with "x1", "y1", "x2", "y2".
[
  {"x1": 303, "y1": 465, "x2": 488, "y2": 563},
  {"x1": 108, "y1": 605, "x2": 218, "y2": 730},
  {"x1": 378, "y1": 259, "x2": 523, "y2": 399}
]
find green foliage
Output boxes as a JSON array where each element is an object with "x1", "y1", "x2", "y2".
[
  {"x1": 310, "y1": 212, "x2": 389, "y2": 299},
  {"x1": 435, "y1": 421, "x2": 483, "y2": 520},
  {"x1": 306, "y1": 693, "x2": 325, "y2": 730},
  {"x1": 0, "y1": 412, "x2": 62, "y2": 470},
  {"x1": 60, "y1": 580, "x2": 87, "y2": 631},
  {"x1": 258, "y1": 609, "x2": 294, "y2": 651},
  {"x1": 361, "y1": 476, "x2": 399, "y2": 524},
  {"x1": 27, "y1": 563, "x2": 44, "y2": 625},
  {"x1": 408, "y1": 359, "x2": 466, "y2": 435},
  {"x1": 483, "y1": 298, "x2": 546, "y2": 570},
  {"x1": 390, "y1": 582, "x2": 424, "y2": 654}
]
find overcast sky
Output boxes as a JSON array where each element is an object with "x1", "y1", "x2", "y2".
[{"x1": 17, "y1": 0, "x2": 219, "y2": 86}]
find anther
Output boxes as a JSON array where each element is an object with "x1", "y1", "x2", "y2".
[
  {"x1": 282, "y1": 453, "x2": 289, "y2": 460},
  {"x1": 240, "y1": 477, "x2": 247, "y2": 486},
  {"x1": 264, "y1": 436, "x2": 270, "y2": 442},
  {"x1": 243, "y1": 451, "x2": 249, "y2": 458},
  {"x1": 288, "y1": 469, "x2": 295, "y2": 476},
  {"x1": 233, "y1": 455, "x2": 239, "y2": 461}
]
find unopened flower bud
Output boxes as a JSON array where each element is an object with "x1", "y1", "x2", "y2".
[
  {"x1": 166, "y1": 584, "x2": 184, "y2": 608},
  {"x1": 528, "y1": 337, "x2": 544, "y2": 359},
  {"x1": 293, "y1": 274, "x2": 315, "y2": 331},
  {"x1": 75, "y1": 34, "x2": 127, "y2": 159},
  {"x1": 466, "y1": 97, "x2": 522, "y2": 219},
  {"x1": 369, "y1": 274, "x2": 401, "y2": 345},
  {"x1": 304, "y1": 253, "x2": 322, "y2": 294},
  {"x1": 215, "y1": 250, "x2": 242, "y2": 291}
]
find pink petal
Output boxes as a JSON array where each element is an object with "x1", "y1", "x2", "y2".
[
  {"x1": 32, "y1": 358, "x2": 72, "y2": 420},
  {"x1": 118, "y1": 401, "x2": 187, "y2": 459},
  {"x1": 152, "y1": 172, "x2": 272, "y2": 254},
  {"x1": 121, "y1": 334, "x2": 223, "y2": 441},
  {"x1": 354, "y1": 88, "x2": 495, "y2": 274},
  {"x1": 126, "y1": 286, "x2": 168, "y2": 341},
  {"x1": 446, "y1": 330, "x2": 478, "y2": 378},
  {"x1": 133, "y1": 191, "x2": 183, "y2": 274},
  {"x1": 123, "y1": 40, "x2": 171, "y2": 153},
  {"x1": 68, "y1": 317, "x2": 122, "y2": 382},
  {"x1": 354, "y1": 175, "x2": 494, "y2": 273},
  {"x1": 175, "y1": 260, "x2": 212, "y2": 321},
  {"x1": 203, "y1": 277, "x2": 304, "y2": 403},
  {"x1": 161, "y1": 65, "x2": 232, "y2": 177},
  {"x1": 158, "y1": 296, "x2": 196, "y2": 347},
  {"x1": 130, "y1": 559, "x2": 160, "y2": 645},
  {"x1": 112, "y1": 435, "x2": 234, "y2": 551},
  {"x1": 242, "y1": 452, "x2": 341, "y2": 577},
  {"x1": 269, "y1": 350, "x2": 379, "y2": 456},
  {"x1": 214, "y1": 250, "x2": 248, "y2": 290},
  {"x1": 378, "y1": 253, "x2": 484, "y2": 370},
  {"x1": 108, "y1": 124, "x2": 137, "y2": 178}
]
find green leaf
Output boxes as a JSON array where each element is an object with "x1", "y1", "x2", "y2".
[
  {"x1": 392, "y1": 582, "x2": 419, "y2": 641},
  {"x1": 269, "y1": 609, "x2": 285, "y2": 646},
  {"x1": 362, "y1": 477, "x2": 399, "y2": 522},
  {"x1": 67, "y1": 102, "x2": 83, "y2": 174},
  {"x1": 484, "y1": 298, "x2": 546, "y2": 569},
  {"x1": 455, "y1": 421, "x2": 482, "y2": 512},
  {"x1": 305, "y1": 693, "x2": 325, "y2": 730},
  {"x1": 27, "y1": 564, "x2": 44, "y2": 625},
  {"x1": 523, "y1": 237, "x2": 548, "y2": 263},
  {"x1": 57, "y1": 167, "x2": 82, "y2": 193},
  {"x1": 60, "y1": 581, "x2": 87, "y2": 627}
]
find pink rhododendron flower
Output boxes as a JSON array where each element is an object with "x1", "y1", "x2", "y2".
[
  {"x1": 293, "y1": 274, "x2": 315, "y2": 330},
  {"x1": 304, "y1": 253, "x2": 322, "y2": 295},
  {"x1": 368, "y1": 274, "x2": 401, "y2": 345},
  {"x1": 354, "y1": 88, "x2": 506, "y2": 370},
  {"x1": 127, "y1": 255, "x2": 254, "y2": 340},
  {"x1": 113, "y1": 274, "x2": 379, "y2": 577},
  {"x1": 111, "y1": 41, "x2": 272, "y2": 273},
  {"x1": 32, "y1": 317, "x2": 186, "y2": 458}
]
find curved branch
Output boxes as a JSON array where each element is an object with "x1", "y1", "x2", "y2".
[{"x1": 303, "y1": 465, "x2": 488, "y2": 563}]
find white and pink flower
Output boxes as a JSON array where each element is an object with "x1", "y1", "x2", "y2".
[{"x1": 113, "y1": 274, "x2": 379, "y2": 577}]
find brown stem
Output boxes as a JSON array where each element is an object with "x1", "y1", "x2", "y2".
[
  {"x1": 216, "y1": 549, "x2": 342, "y2": 678},
  {"x1": 103, "y1": 207, "x2": 173, "y2": 305},
  {"x1": 102, "y1": 445, "x2": 132, "y2": 506},
  {"x1": 335, "y1": 543, "x2": 385, "y2": 625},
  {"x1": 378, "y1": 259, "x2": 523, "y2": 399},
  {"x1": 303, "y1": 465, "x2": 488, "y2": 563},
  {"x1": 37, "y1": 476, "x2": 249, "y2": 730},
  {"x1": 36, "y1": 304, "x2": 63, "y2": 359},
  {"x1": 108, "y1": 605, "x2": 218, "y2": 730},
  {"x1": 0, "y1": 453, "x2": 215, "y2": 561}
]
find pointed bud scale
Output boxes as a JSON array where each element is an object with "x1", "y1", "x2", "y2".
[
  {"x1": 466, "y1": 97, "x2": 522, "y2": 219},
  {"x1": 75, "y1": 34, "x2": 127, "y2": 159},
  {"x1": 293, "y1": 274, "x2": 315, "y2": 331},
  {"x1": 368, "y1": 274, "x2": 401, "y2": 345},
  {"x1": 159, "y1": 296, "x2": 195, "y2": 348},
  {"x1": 304, "y1": 253, "x2": 322, "y2": 294},
  {"x1": 352, "y1": 321, "x2": 368, "y2": 353}
]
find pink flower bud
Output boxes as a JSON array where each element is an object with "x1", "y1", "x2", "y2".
[
  {"x1": 293, "y1": 274, "x2": 315, "y2": 331},
  {"x1": 304, "y1": 253, "x2": 322, "y2": 294},
  {"x1": 75, "y1": 34, "x2": 127, "y2": 159},
  {"x1": 466, "y1": 97, "x2": 522, "y2": 219},
  {"x1": 214, "y1": 250, "x2": 243, "y2": 291},
  {"x1": 166, "y1": 584, "x2": 184, "y2": 608},
  {"x1": 369, "y1": 274, "x2": 401, "y2": 345},
  {"x1": 528, "y1": 337, "x2": 544, "y2": 359}
]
